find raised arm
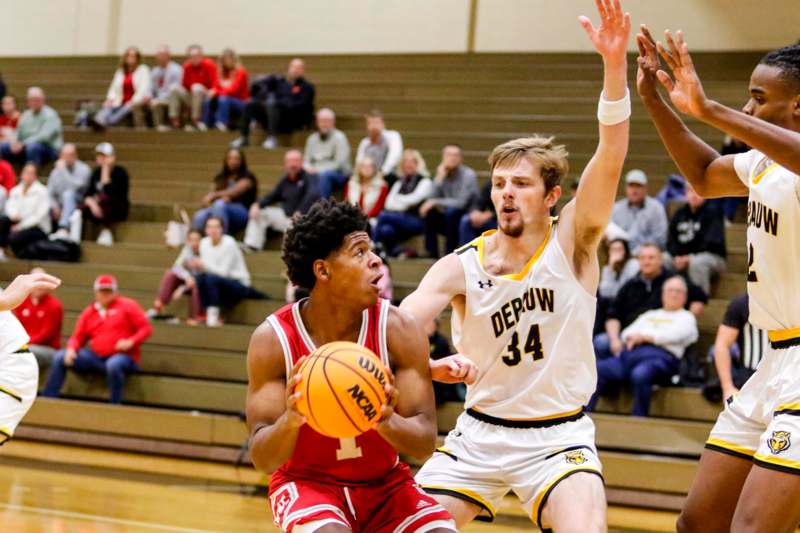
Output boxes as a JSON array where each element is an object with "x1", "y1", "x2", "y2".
[
  {"x1": 560, "y1": 0, "x2": 631, "y2": 286},
  {"x1": 656, "y1": 29, "x2": 800, "y2": 179},
  {"x1": 0, "y1": 273, "x2": 61, "y2": 312},
  {"x1": 245, "y1": 322, "x2": 305, "y2": 474},
  {"x1": 375, "y1": 307, "x2": 439, "y2": 459}
]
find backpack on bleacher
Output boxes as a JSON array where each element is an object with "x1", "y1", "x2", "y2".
[{"x1": 17, "y1": 238, "x2": 81, "y2": 262}]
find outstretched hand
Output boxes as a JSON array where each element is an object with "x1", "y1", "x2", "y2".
[
  {"x1": 579, "y1": 0, "x2": 631, "y2": 65},
  {"x1": 635, "y1": 25, "x2": 661, "y2": 101},
  {"x1": 0, "y1": 273, "x2": 61, "y2": 312},
  {"x1": 654, "y1": 30, "x2": 709, "y2": 117}
]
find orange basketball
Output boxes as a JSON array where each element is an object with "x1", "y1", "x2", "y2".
[{"x1": 294, "y1": 341, "x2": 389, "y2": 438}]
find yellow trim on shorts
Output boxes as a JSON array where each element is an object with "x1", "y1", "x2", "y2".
[
  {"x1": 705, "y1": 438, "x2": 756, "y2": 457},
  {"x1": 776, "y1": 403, "x2": 800, "y2": 412},
  {"x1": 531, "y1": 466, "x2": 603, "y2": 530},
  {"x1": 768, "y1": 327, "x2": 800, "y2": 343},
  {"x1": 421, "y1": 485, "x2": 497, "y2": 517},
  {"x1": 754, "y1": 454, "x2": 800, "y2": 471},
  {"x1": 471, "y1": 405, "x2": 583, "y2": 423}
]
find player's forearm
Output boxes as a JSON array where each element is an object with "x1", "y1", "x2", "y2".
[
  {"x1": 697, "y1": 99, "x2": 800, "y2": 176},
  {"x1": 376, "y1": 412, "x2": 437, "y2": 460},
  {"x1": 713, "y1": 343, "x2": 736, "y2": 391},
  {"x1": 249, "y1": 416, "x2": 302, "y2": 474},
  {"x1": 640, "y1": 93, "x2": 722, "y2": 195}
]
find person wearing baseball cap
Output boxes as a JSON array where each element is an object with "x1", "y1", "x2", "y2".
[
  {"x1": 610, "y1": 168, "x2": 668, "y2": 255},
  {"x1": 81, "y1": 143, "x2": 130, "y2": 246},
  {"x1": 42, "y1": 273, "x2": 152, "y2": 404}
]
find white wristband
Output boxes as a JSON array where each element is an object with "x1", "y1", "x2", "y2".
[{"x1": 597, "y1": 88, "x2": 631, "y2": 126}]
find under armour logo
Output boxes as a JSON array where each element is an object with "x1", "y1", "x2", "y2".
[{"x1": 478, "y1": 280, "x2": 493, "y2": 289}]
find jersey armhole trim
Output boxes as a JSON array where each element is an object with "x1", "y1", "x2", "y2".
[
  {"x1": 550, "y1": 222, "x2": 598, "y2": 301},
  {"x1": 266, "y1": 315, "x2": 293, "y2": 383},
  {"x1": 378, "y1": 299, "x2": 390, "y2": 368}
]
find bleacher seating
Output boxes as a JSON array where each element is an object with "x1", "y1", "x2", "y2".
[{"x1": 0, "y1": 50, "x2": 760, "y2": 511}]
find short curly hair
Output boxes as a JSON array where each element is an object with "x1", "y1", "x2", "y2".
[
  {"x1": 282, "y1": 199, "x2": 369, "y2": 290},
  {"x1": 760, "y1": 44, "x2": 800, "y2": 90}
]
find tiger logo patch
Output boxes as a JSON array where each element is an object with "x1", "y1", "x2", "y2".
[
  {"x1": 768, "y1": 431, "x2": 791, "y2": 455},
  {"x1": 565, "y1": 450, "x2": 587, "y2": 465}
]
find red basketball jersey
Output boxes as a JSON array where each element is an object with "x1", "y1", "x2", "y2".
[{"x1": 267, "y1": 298, "x2": 399, "y2": 487}]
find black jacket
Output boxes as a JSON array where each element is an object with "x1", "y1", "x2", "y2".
[
  {"x1": 251, "y1": 74, "x2": 315, "y2": 131},
  {"x1": 668, "y1": 202, "x2": 726, "y2": 258},
  {"x1": 258, "y1": 170, "x2": 320, "y2": 216},
  {"x1": 87, "y1": 165, "x2": 129, "y2": 221}
]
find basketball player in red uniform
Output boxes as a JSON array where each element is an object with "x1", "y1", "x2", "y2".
[{"x1": 246, "y1": 199, "x2": 456, "y2": 533}]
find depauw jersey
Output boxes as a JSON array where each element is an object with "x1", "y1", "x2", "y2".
[
  {"x1": 452, "y1": 219, "x2": 597, "y2": 420},
  {"x1": 734, "y1": 150, "x2": 800, "y2": 334},
  {"x1": 267, "y1": 298, "x2": 400, "y2": 487},
  {"x1": 0, "y1": 311, "x2": 29, "y2": 355}
]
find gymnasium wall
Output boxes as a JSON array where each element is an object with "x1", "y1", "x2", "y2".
[{"x1": 1, "y1": 0, "x2": 798, "y2": 57}]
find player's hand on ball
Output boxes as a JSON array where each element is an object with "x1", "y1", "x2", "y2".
[
  {"x1": 378, "y1": 368, "x2": 399, "y2": 426},
  {"x1": 655, "y1": 30, "x2": 709, "y2": 117},
  {"x1": 579, "y1": 0, "x2": 631, "y2": 65},
  {"x1": 285, "y1": 356, "x2": 308, "y2": 428},
  {"x1": 431, "y1": 354, "x2": 478, "y2": 385}
]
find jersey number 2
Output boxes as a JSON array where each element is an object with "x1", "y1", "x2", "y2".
[
  {"x1": 747, "y1": 243, "x2": 758, "y2": 282},
  {"x1": 502, "y1": 324, "x2": 544, "y2": 366},
  {"x1": 336, "y1": 437, "x2": 363, "y2": 460}
]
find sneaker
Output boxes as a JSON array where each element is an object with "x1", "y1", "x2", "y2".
[
  {"x1": 146, "y1": 308, "x2": 159, "y2": 318},
  {"x1": 68, "y1": 210, "x2": 83, "y2": 243},
  {"x1": 97, "y1": 228, "x2": 114, "y2": 247},
  {"x1": 156, "y1": 125, "x2": 171, "y2": 132},
  {"x1": 195, "y1": 122, "x2": 208, "y2": 132},
  {"x1": 215, "y1": 122, "x2": 228, "y2": 132},
  {"x1": 230, "y1": 136, "x2": 249, "y2": 148},
  {"x1": 206, "y1": 306, "x2": 222, "y2": 327},
  {"x1": 183, "y1": 123, "x2": 196, "y2": 132},
  {"x1": 0, "y1": 249, "x2": 6, "y2": 263},
  {"x1": 262, "y1": 136, "x2": 278, "y2": 150},
  {"x1": 50, "y1": 228, "x2": 70, "y2": 241}
]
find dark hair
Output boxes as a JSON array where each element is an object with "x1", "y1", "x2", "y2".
[
  {"x1": 443, "y1": 143, "x2": 463, "y2": 152},
  {"x1": 188, "y1": 228, "x2": 203, "y2": 238},
  {"x1": 282, "y1": 199, "x2": 369, "y2": 290},
  {"x1": 759, "y1": 44, "x2": 800, "y2": 90},
  {"x1": 607, "y1": 238, "x2": 631, "y2": 274},
  {"x1": 119, "y1": 46, "x2": 142, "y2": 72},
  {"x1": 204, "y1": 216, "x2": 224, "y2": 231},
  {"x1": 365, "y1": 109, "x2": 383, "y2": 119},
  {"x1": 214, "y1": 148, "x2": 251, "y2": 189}
]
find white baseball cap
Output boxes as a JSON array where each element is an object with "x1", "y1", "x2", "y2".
[
  {"x1": 625, "y1": 169, "x2": 647, "y2": 185},
  {"x1": 95, "y1": 142, "x2": 115, "y2": 156}
]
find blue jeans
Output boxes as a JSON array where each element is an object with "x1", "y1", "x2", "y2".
[
  {"x1": 424, "y1": 207, "x2": 465, "y2": 258},
  {"x1": 196, "y1": 273, "x2": 266, "y2": 308},
  {"x1": 192, "y1": 199, "x2": 249, "y2": 234},
  {"x1": 375, "y1": 211, "x2": 425, "y2": 256},
  {"x1": 95, "y1": 105, "x2": 131, "y2": 126},
  {"x1": 203, "y1": 96, "x2": 246, "y2": 127},
  {"x1": 593, "y1": 332, "x2": 613, "y2": 360},
  {"x1": 588, "y1": 344, "x2": 679, "y2": 416},
  {"x1": 0, "y1": 142, "x2": 58, "y2": 167},
  {"x1": 317, "y1": 169, "x2": 349, "y2": 198},
  {"x1": 57, "y1": 189, "x2": 83, "y2": 229},
  {"x1": 42, "y1": 348, "x2": 138, "y2": 404},
  {"x1": 458, "y1": 213, "x2": 496, "y2": 246}
]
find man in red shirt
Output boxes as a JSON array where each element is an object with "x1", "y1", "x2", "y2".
[
  {"x1": 42, "y1": 274, "x2": 152, "y2": 404},
  {"x1": 13, "y1": 267, "x2": 63, "y2": 370},
  {"x1": 167, "y1": 44, "x2": 218, "y2": 131},
  {"x1": 0, "y1": 159, "x2": 15, "y2": 213}
]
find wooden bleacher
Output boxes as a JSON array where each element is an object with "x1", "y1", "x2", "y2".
[{"x1": 0, "y1": 51, "x2": 761, "y2": 511}]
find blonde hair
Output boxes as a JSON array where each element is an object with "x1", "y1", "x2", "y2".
[
  {"x1": 488, "y1": 135, "x2": 569, "y2": 192},
  {"x1": 401, "y1": 148, "x2": 430, "y2": 178}
]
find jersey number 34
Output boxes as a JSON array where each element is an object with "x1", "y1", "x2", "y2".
[{"x1": 502, "y1": 324, "x2": 544, "y2": 366}]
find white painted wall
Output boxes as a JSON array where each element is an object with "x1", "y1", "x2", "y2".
[{"x1": 0, "y1": 0, "x2": 797, "y2": 56}]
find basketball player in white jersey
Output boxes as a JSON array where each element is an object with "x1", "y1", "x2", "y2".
[
  {"x1": 636, "y1": 26, "x2": 800, "y2": 532},
  {"x1": 0, "y1": 272, "x2": 61, "y2": 444},
  {"x1": 400, "y1": 1, "x2": 631, "y2": 530}
]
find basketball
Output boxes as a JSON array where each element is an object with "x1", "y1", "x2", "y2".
[{"x1": 294, "y1": 341, "x2": 389, "y2": 438}]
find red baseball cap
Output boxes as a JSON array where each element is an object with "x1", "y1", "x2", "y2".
[{"x1": 93, "y1": 274, "x2": 118, "y2": 291}]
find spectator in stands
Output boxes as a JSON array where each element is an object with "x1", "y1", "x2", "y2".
[
  {"x1": 81, "y1": 143, "x2": 129, "y2": 247},
  {"x1": 202, "y1": 48, "x2": 249, "y2": 131},
  {"x1": 148, "y1": 45, "x2": 183, "y2": 132},
  {"x1": 13, "y1": 267, "x2": 63, "y2": 370},
  {"x1": 305, "y1": 108, "x2": 351, "y2": 197},
  {"x1": 589, "y1": 276, "x2": 698, "y2": 417},
  {"x1": 355, "y1": 110, "x2": 403, "y2": 176},
  {"x1": 0, "y1": 73, "x2": 5, "y2": 100},
  {"x1": 426, "y1": 317, "x2": 465, "y2": 405},
  {"x1": 169, "y1": 45, "x2": 217, "y2": 131},
  {"x1": 42, "y1": 274, "x2": 152, "y2": 404},
  {"x1": 231, "y1": 58, "x2": 315, "y2": 150},
  {"x1": 0, "y1": 87, "x2": 63, "y2": 167},
  {"x1": 194, "y1": 217, "x2": 266, "y2": 327},
  {"x1": 149, "y1": 229, "x2": 203, "y2": 322},
  {"x1": 243, "y1": 149, "x2": 319, "y2": 251},
  {"x1": 599, "y1": 238, "x2": 639, "y2": 300},
  {"x1": 192, "y1": 148, "x2": 257, "y2": 234},
  {"x1": 0, "y1": 95, "x2": 20, "y2": 142},
  {"x1": 0, "y1": 159, "x2": 15, "y2": 214},
  {"x1": 595, "y1": 242, "x2": 707, "y2": 360},
  {"x1": 610, "y1": 169, "x2": 668, "y2": 255},
  {"x1": 666, "y1": 183, "x2": 727, "y2": 295},
  {"x1": 48, "y1": 143, "x2": 91, "y2": 240},
  {"x1": 458, "y1": 180, "x2": 496, "y2": 245},
  {"x1": 713, "y1": 135, "x2": 750, "y2": 221},
  {"x1": 94, "y1": 46, "x2": 151, "y2": 129},
  {"x1": 706, "y1": 293, "x2": 768, "y2": 402},
  {"x1": 344, "y1": 157, "x2": 388, "y2": 220},
  {"x1": 374, "y1": 149, "x2": 432, "y2": 257},
  {"x1": 0, "y1": 163, "x2": 50, "y2": 261},
  {"x1": 420, "y1": 144, "x2": 478, "y2": 258}
]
